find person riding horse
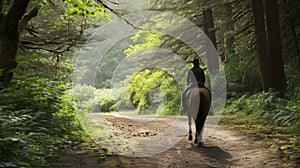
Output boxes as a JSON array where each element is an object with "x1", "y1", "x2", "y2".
[{"x1": 180, "y1": 58, "x2": 208, "y2": 115}]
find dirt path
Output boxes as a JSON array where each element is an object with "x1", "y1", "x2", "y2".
[{"x1": 52, "y1": 113, "x2": 289, "y2": 168}]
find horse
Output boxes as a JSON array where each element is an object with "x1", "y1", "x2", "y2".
[{"x1": 187, "y1": 87, "x2": 211, "y2": 146}]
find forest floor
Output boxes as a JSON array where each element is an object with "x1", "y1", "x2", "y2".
[{"x1": 51, "y1": 113, "x2": 296, "y2": 168}]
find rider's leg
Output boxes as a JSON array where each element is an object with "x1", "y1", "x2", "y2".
[{"x1": 180, "y1": 87, "x2": 189, "y2": 115}]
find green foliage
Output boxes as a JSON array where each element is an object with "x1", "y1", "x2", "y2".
[
  {"x1": 16, "y1": 0, "x2": 110, "y2": 83},
  {"x1": 16, "y1": 53, "x2": 76, "y2": 82},
  {"x1": 95, "y1": 89, "x2": 117, "y2": 112},
  {"x1": 224, "y1": 84, "x2": 300, "y2": 132},
  {"x1": 62, "y1": 0, "x2": 108, "y2": 26},
  {"x1": 224, "y1": 52, "x2": 262, "y2": 93},
  {"x1": 122, "y1": 69, "x2": 181, "y2": 116},
  {"x1": 0, "y1": 77, "x2": 84, "y2": 168},
  {"x1": 68, "y1": 84, "x2": 96, "y2": 101},
  {"x1": 30, "y1": 0, "x2": 108, "y2": 30},
  {"x1": 124, "y1": 31, "x2": 163, "y2": 57},
  {"x1": 64, "y1": 0, "x2": 106, "y2": 16},
  {"x1": 67, "y1": 85, "x2": 117, "y2": 112}
]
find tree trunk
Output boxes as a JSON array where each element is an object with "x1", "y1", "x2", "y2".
[
  {"x1": 265, "y1": 0, "x2": 286, "y2": 91},
  {"x1": 0, "y1": 0, "x2": 30, "y2": 88},
  {"x1": 0, "y1": 18, "x2": 19, "y2": 87},
  {"x1": 251, "y1": 0, "x2": 287, "y2": 92},
  {"x1": 251, "y1": 0, "x2": 273, "y2": 91},
  {"x1": 203, "y1": 8, "x2": 218, "y2": 74},
  {"x1": 224, "y1": 3, "x2": 234, "y2": 62}
]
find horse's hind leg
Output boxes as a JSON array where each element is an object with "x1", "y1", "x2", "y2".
[
  {"x1": 194, "y1": 119, "x2": 200, "y2": 144},
  {"x1": 194, "y1": 117, "x2": 201, "y2": 143},
  {"x1": 188, "y1": 129, "x2": 193, "y2": 141},
  {"x1": 187, "y1": 109, "x2": 193, "y2": 141},
  {"x1": 194, "y1": 131, "x2": 198, "y2": 144},
  {"x1": 196, "y1": 116, "x2": 207, "y2": 143}
]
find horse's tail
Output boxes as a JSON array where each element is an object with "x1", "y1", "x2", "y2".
[
  {"x1": 195, "y1": 88, "x2": 211, "y2": 136},
  {"x1": 198, "y1": 88, "x2": 211, "y2": 119},
  {"x1": 198, "y1": 91, "x2": 205, "y2": 118}
]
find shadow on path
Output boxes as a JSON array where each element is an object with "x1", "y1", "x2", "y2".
[{"x1": 188, "y1": 144, "x2": 233, "y2": 166}]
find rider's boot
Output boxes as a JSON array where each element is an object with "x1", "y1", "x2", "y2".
[{"x1": 179, "y1": 104, "x2": 187, "y2": 115}]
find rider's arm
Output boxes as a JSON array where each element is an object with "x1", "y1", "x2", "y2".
[{"x1": 187, "y1": 70, "x2": 192, "y2": 85}]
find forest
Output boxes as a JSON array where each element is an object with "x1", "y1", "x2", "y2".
[{"x1": 0, "y1": 0, "x2": 299, "y2": 167}]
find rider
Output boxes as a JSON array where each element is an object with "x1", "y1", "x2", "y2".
[{"x1": 180, "y1": 58, "x2": 207, "y2": 115}]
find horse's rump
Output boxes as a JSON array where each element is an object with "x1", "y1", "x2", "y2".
[{"x1": 187, "y1": 87, "x2": 211, "y2": 120}]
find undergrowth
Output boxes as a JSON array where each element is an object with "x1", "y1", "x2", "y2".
[
  {"x1": 0, "y1": 77, "x2": 84, "y2": 168},
  {"x1": 223, "y1": 83, "x2": 300, "y2": 165},
  {"x1": 224, "y1": 91, "x2": 299, "y2": 128}
]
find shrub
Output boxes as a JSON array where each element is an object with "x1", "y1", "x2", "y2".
[
  {"x1": 121, "y1": 69, "x2": 181, "y2": 116},
  {"x1": 0, "y1": 77, "x2": 84, "y2": 168},
  {"x1": 67, "y1": 84, "x2": 96, "y2": 101},
  {"x1": 67, "y1": 85, "x2": 117, "y2": 112},
  {"x1": 224, "y1": 86, "x2": 300, "y2": 132},
  {"x1": 95, "y1": 89, "x2": 117, "y2": 112}
]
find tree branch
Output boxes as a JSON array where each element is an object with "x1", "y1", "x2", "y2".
[
  {"x1": 20, "y1": 41, "x2": 75, "y2": 54},
  {"x1": 106, "y1": 0, "x2": 119, "y2": 6},
  {"x1": 46, "y1": 0, "x2": 56, "y2": 7},
  {"x1": 96, "y1": 0, "x2": 141, "y2": 30},
  {"x1": 18, "y1": 7, "x2": 39, "y2": 33},
  {"x1": 233, "y1": 2, "x2": 251, "y2": 22},
  {"x1": 24, "y1": 27, "x2": 40, "y2": 37}
]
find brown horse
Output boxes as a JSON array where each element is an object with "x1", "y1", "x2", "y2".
[{"x1": 187, "y1": 87, "x2": 211, "y2": 145}]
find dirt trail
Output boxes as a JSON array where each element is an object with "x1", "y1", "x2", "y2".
[{"x1": 52, "y1": 113, "x2": 289, "y2": 168}]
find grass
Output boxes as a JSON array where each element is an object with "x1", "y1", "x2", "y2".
[{"x1": 219, "y1": 115, "x2": 300, "y2": 167}]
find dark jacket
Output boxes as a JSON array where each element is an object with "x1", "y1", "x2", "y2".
[{"x1": 187, "y1": 66, "x2": 205, "y2": 86}]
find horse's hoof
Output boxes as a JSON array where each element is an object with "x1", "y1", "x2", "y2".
[
  {"x1": 194, "y1": 139, "x2": 198, "y2": 144},
  {"x1": 198, "y1": 142, "x2": 204, "y2": 147},
  {"x1": 188, "y1": 135, "x2": 193, "y2": 141}
]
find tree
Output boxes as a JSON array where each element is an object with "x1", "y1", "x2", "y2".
[
  {"x1": 0, "y1": 0, "x2": 32, "y2": 87},
  {"x1": 265, "y1": 0, "x2": 286, "y2": 91},
  {"x1": 251, "y1": 0, "x2": 286, "y2": 92},
  {"x1": 203, "y1": 8, "x2": 218, "y2": 73},
  {"x1": 251, "y1": 0, "x2": 273, "y2": 91},
  {"x1": 0, "y1": 0, "x2": 109, "y2": 88},
  {"x1": 223, "y1": 2, "x2": 234, "y2": 61}
]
